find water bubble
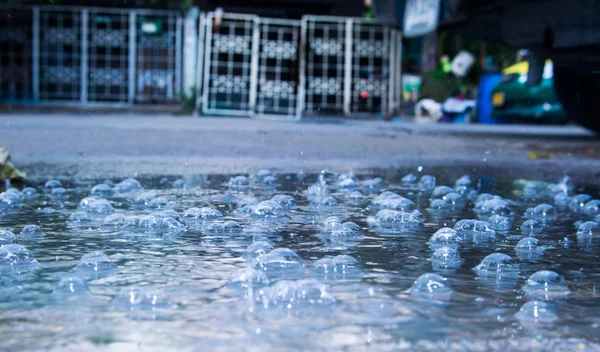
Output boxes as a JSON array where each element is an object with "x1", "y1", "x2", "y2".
[
  {"x1": 583, "y1": 199, "x2": 600, "y2": 218},
  {"x1": 103, "y1": 213, "x2": 127, "y2": 228},
  {"x1": 91, "y1": 184, "x2": 113, "y2": 198},
  {"x1": 523, "y1": 270, "x2": 571, "y2": 299},
  {"x1": 514, "y1": 300, "x2": 558, "y2": 324},
  {"x1": 576, "y1": 221, "x2": 600, "y2": 246},
  {"x1": 115, "y1": 287, "x2": 173, "y2": 316},
  {"x1": 75, "y1": 251, "x2": 115, "y2": 278},
  {"x1": 78, "y1": 197, "x2": 114, "y2": 216},
  {"x1": 428, "y1": 228, "x2": 462, "y2": 250},
  {"x1": 345, "y1": 191, "x2": 367, "y2": 206},
  {"x1": 430, "y1": 186, "x2": 453, "y2": 200},
  {"x1": 0, "y1": 191, "x2": 22, "y2": 210},
  {"x1": 370, "y1": 192, "x2": 415, "y2": 211},
  {"x1": 487, "y1": 215, "x2": 511, "y2": 232},
  {"x1": 337, "y1": 173, "x2": 358, "y2": 190},
  {"x1": 476, "y1": 198, "x2": 514, "y2": 221},
  {"x1": 401, "y1": 173, "x2": 417, "y2": 184},
  {"x1": 44, "y1": 180, "x2": 62, "y2": 189},
  {"x1": 113, "y1": 177, "x2": 142, "y2": 193},
  {"x1": 21, "y1": 187, "x2": 38, "y2": 199},
  {"x1": 245, "y1": 241, "x2": 274, "y2": 261},
  {"x1": 228, "y1": 267, "x2": 270, "y2": 290},
  {"x1": 172, "y1": 178, "x2": 185, "y2": 189},
  {"x1": 568, "y1": 194, "x2": 592, "y2": 214},
  {"x1": 310, "y1": 255, "x2": 362, "y2": 281},
  {"x1": 431, "y1": 247, "x2": 462, "y2": 271},
  {"x1": 374, "y1": 209, "x2": 423, "y2": 228},
  {"x1": 418, "y1": 175, "x2": 436, "y2": 191},
  {"x1": 454, "y1": 219, "x2": 496, "y2": 241},
  {"x1": 410, "y1": 273, "x2": 453, "y2": 300},
  {"x1": 19, "y1": 224, "x2": 44, "y2": 238},
  {"x1": 229, "y1": 175, "x2": 249, "y2": 188},
  {"x1": 147, "y1": 196, "x2": 173, "y2": 210},
  {"x1": 50, "y1": 187, "x2": 68, "y2": 199},
  {"x1": 320, "y1": 219, "x2": 362, "y2": 239},
  {"x1": 255, "y1": 248, "x2": 306, "y2": 280},
  {"x1": 0, "y1": 229, "x2": 17, "y2": 245},
  {"x1": 455, "y1": 175, "x2": 472, "y2": 188},
  {"x1": 361, "y1": 177, "x2": 383, "y2": 193},
  {"x1": 183, "y1": 207, "x2": 223, "y2": 221},
  {"x1": 68, "y1": 212, "x2": 92, "y2": 228},
  {"x1": 0, "y1": 244, "x2": 38, "y2": 268},
  {"x1": 252, "y1": 200, "x2": 285, "y2": 219},
  {"x1": 54, "y1": 276, "x2": 88, "y2": 296},
  {"x1": 520, "y1": 219, "x2": 543, "y2": 236},
  {"x1": 473, "y1": 253, "x2": 519, "y2": 279},
  {"x1": 235, "y1": 197, "x2": 259, "y2": 217},
  {"x1": 255, "y1": 169, "x2": 277, "y2": 186},
  {"x1": 515, "y1": 237, "x2": 544, "y2": 257},
  {"x1": 271, "y1": 194, "x2": 296, "y2": 210},
  {"x1": 428, "y1": 198, "x2": 449, "y2": 213},
  {"x1": 525, "y1": 203, "x2": 556, "y2": 222},
  {"x1": 257, "y1": 279, "x2": 335, "y2": 310},
  {"x1": 134, "y1": 191, "x2": 158, "y2": 207}
]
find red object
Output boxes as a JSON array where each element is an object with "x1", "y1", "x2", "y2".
[{"x1": 360, "y1": 91, "x2": 369, "y2": 99}]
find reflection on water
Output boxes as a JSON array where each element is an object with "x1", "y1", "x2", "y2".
[{"x1": 0, "y1": 170, "x2": 600, "y2": 350}]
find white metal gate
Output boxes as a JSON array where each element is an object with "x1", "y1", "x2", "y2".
[{"x1": 201, "y1": 13, "x2": 259, "y2": 116}]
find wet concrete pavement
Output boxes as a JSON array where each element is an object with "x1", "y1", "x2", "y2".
[{"x1": 1, "y1": 113, "x2": 599, "y2": 181}]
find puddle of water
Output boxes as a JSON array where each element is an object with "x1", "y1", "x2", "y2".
[{"x1": 0, "y1": 169, "x2": 599, "y2": 351}]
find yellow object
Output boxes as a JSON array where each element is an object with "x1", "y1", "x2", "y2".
[
  {"x1": 492, "y1": 92, "x2": 505, "y2": 107},
  {"x1": 528, "y1": 151, "x2": 555, "y2": 159},
  {"x1": 502, "y1": 60, "x2": 553, "y2": 75},
  {"x1": 0, "y1": 148, "x2": 26, "y2": 180}
]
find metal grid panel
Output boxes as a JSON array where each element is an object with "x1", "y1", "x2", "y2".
[
  {"x1": 301, "y1": 17, "x2": 348, "y2": 115},
  {"x1": 135, "y1": 13, "x2": 180, "y2": 103},
  {"x1": 39, "y1": 8, "x2": 81, "y2": 101},
  {"x1": 0, "y1": 8, "x2": 33, "y2": 102},
  {"x1": 350, "y1": 21, "x2": 391, "y2": 115},
  {"x1": 202, "y1": 13, "x2": 258, "y2": 115},
  {"x1": 255, "y1": 18, "x2": 300, "y2": 118},
  {"x1": 87, "y1": 10, "x2": 129, "y2": 103}
]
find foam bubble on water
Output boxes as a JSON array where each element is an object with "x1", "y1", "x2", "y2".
[
  {"x1": 520, "y1": 219, "x2": 543, "y2": 236},
  {"x1": 431, "y1": 246, "x2": 462, "y2": 271},
  {"x1": 271, "y1": 194, "x2": 296, "y2": 210},
  {"x1": 203, "y1": 220, "x2": 242, "y2": 236},
  {"x1": 487, "y1": 214, "x2": 512, "y2": 232},
  {"x1": 255, "y1": 248, "x2": 306, "y2": 280},
  {"x1": 576, "y1": 221, "x2": 600, "y2": 246},
  {"x1": 428, "y1": 199, "x2": 450, "y2": 213},
  {"x1": 515, "y1": 237, "x2": 545, "y2": 257},
  {"x1": 523, "y1": 270, "x2": 571, "y2": 299},
  {"x1": 319, "y1": 218, "x2": 363, "y2": 240},
  {"x1": 0, "y1": 191, "x2": 22, "y2": 210},
  {"x1": 515, "y1": 300, "x2": 558, "y2": 324},
  {"x1": 455, "y1": 175, "x2": 472, "y2": 188},
  {"x1": 568, "y1": 194, "x2": 592, "y2": 214},
  {"x1": 147, "y1": 196, "x2": 173, "y2": 210},
  {"x1": 583, "y1": 199, "x2": 600, "y2": 218},
  {"x1": 44, "y1": 180, "x2": 62, "y2": 189},
  {"x1": 235, "y1": 197, "x2": 259, "y2": 217},
  {"x1": 54, "y1": 276, "x2": 88, "y2": 296},
  {"x1": 454, "y1": 219, "x2": 496, "y2": 242},
  {"x1": 0, "y1": 229, "x2": 17, "y2": 245},
  {"x1": 525, "y1": 203, "x2": 556, "y2": 223},
  {"x1": 113, "y1": 177, "x2": 142, "y2": 194},
  {"x1": 473, "y1": 253, "x2": 520, "y2": 279},
  {"x1": 476, "y1": 198, "x2": 514, "y2": 221},
  {"x1": 183, "y1": 207, "x2": 223, "y2": 221},
  {"x1": 257, "y1": 279, "x2": 336, "y2": 310},
  {"x1": 370, "y1": 192, "x2": 415, "y2": 212},
  {"x1": 418, "y1": 175, "x2": 436, "y2": 191},
  {"x1": 374, "y1": 209, "x2": 423, "y2": 228},
  {"x1": 21, "y1": 187, "x2": 38, "y2": 199},
  {"x1": 103, "y1": 213, "x2": 128, "y2": 228},
  {"x1": 0, "y1": 244, "x2": 38, "y2": 269},
  {"x1": 429, "y1": 228, "x2": 462, "y2": 250},
  {"x1": 68, "y1": 212, "x2": 92, "y2": 228},
  {"x1": 91, "y1": 184, "x2": 113, "y2": 198},
  {"x1": 361, "y1": 177, "x2": 383, "y2": 193},
  {"x1": 252, "y1": 200, "x2": 286, "y2": 219},
  {"x1": 310, "y1": 254, "x2": 362, "y2": 281},
  {"x1": 430, "y1": 186, "x2": 454, "y2": 200},
  {"x1": 401, "y1": 173, "x2": 417, "y2": 184},
  {"x1": 229, "y1": 175, "x2": 249, "y2": 189},
  {"x1": 228, "y1": 267, "x2": 270, "y2": 290},
  {"x1": 19, "y1": 224, "x2": 44, "y2": 239},
  {"x1": 78, "y1": 197, "x2": 114, "y2": 216},
  {"x1": 255, "y1": 169, "x2": 277, "y2": 187},
  {"x1": 245, "y1": 241, "x2": 274, "y2": 261},
  {"x1": 409, "y1": 273, "x2": 453, "y2": 300},
  {"x1": 50, "y1": 187, "x2": 68, "y2": 200},
  {"x1": 134, "y1": 191, "x2": 158, "y2": 208},
  {"x1": 75, "y1": 251, "x2": 115, "y2": 278}
]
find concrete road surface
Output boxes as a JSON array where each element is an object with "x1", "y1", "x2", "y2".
[{"x1": 1, "y1": 113, "x2": 599, "y2": 182}]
